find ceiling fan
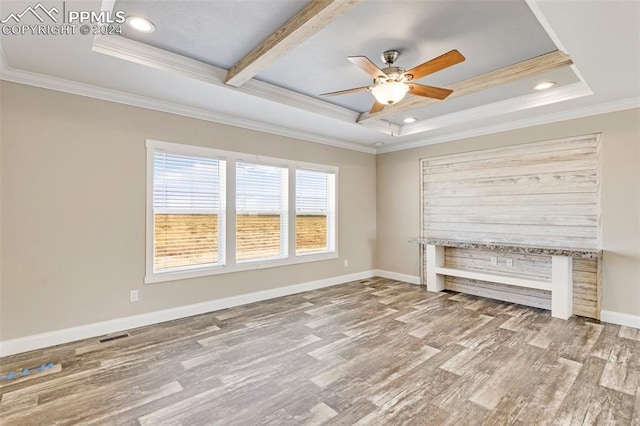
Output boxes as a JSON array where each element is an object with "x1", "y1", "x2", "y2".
[{"x1": 321, "y1": 49, "x2": 465, "y2": 114}]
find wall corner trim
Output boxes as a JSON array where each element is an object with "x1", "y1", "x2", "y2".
[
  {"x1": 600, "y1": 310, "x2": 640, "y2": 329},
  {"x1": 0, "y1": 270, "x2": 375, "y2": 357},
  {"x1": 374, "y1": 270, "x2": 421, "y2": 285}
]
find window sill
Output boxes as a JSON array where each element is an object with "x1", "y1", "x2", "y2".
[{"x1": 145, "y1": 252, "x2": 339, "y2": 284}]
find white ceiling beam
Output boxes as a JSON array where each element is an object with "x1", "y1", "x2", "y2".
[
  {"x1": 357, "y1": 50, "x2": 573, "y2": 123},
  {"x1": 225, "y1": 0, "x2": 364, "y2": 87}
]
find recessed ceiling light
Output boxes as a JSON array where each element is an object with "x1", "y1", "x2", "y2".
[
  {"x1": 403, "y1": 117, "x2": 417, "y2": 123},
  {"x1": 126, "y1": 16, "x2": 155, "y2": 33},
  {"x1": 374, "y1": 142, "x2": 384, "y2": 147},
  {"x1": 534, "y1": 81, "x2": 556, "y2": 91}
]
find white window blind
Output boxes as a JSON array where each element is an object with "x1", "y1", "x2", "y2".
[
  {"x1": 153, "y1": 151, "x2": 226, "y2": 272},
  {"x1": 296, "y1": 169, "x2": 336, "y2": 255},
  {"x1": 236, "y1": 161, "x2": 288, "y2": 262},
  {"x1": 146, "y1": 140, "x2": 338, "y2": 283}
]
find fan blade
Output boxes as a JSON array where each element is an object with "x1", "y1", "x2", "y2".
[
  {"x1": 405, "y1": 49, "x2": 465, "y2": 81},
  {"x1": 348, "y1": 56, "x2": 387, "y2": 79},
  {"x1": 408, "y1": 84, "x2": 453, "y2": 100},
  {"x1": 320, "y1": 86, "x2": 371, "y2": 97},
  {"x1": 370, "y1": 101, "x2": 385, "y2": 114}
]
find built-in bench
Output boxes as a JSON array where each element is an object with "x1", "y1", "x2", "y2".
[{"x1": 410, "y1": 239, "x2": 602, "y2": 320}]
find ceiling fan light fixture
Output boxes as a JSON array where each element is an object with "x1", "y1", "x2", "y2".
[
  {"x1": 372, "y1": 80, "x2": 410, "y2": 105},
  {"x1": 126, "y1": 16, "x2": 156, "y2": 33}
]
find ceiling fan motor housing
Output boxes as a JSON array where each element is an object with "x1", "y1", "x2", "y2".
[
  {"x1": 381, "y1": 50, "x2": 400, "y2": 65},
  {"x1": 377, "y1": 66, "x2": 408, "y2": 83},
  {"x1": 377, "y1": 51, "x2": 409, "y2": 83}
]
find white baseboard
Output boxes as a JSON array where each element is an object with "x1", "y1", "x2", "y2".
[
  {"x1": 600, "y1": 310, "x2": 640, "y2": 329},
  {"x1": 374, "y1": 269, "x2": 422, "y2": 285},
  {"x1": 0, "y1": 270, "x2": 375, "y2": 357}
]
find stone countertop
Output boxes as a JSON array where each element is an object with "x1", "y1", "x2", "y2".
[{"x1": 408, "y1": 238, "x2": 602, "y2": 259}]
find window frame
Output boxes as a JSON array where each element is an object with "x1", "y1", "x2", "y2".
[
  {"x1": 235, "y1": 159, "x2": 289, "y2": 263},
  {"x1": 145, "y1": 140, "x2": 338, "y2": 284},
  {"x1": 152, "y1": 150, "x2": 227, "y2": 273},
  {"x1": 295, "y1": 168, "x2": 337, "y2": 256}
]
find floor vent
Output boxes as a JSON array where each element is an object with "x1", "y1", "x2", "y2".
[
  {"x1": 99, "y1": 333, "x2": 130, "y2": 344},
  {"x1": 359, "y1": 280, "x2": 370, "y2": 283}
]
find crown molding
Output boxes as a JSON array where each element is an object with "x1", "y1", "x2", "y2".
[
  {"x1": 0, "y1": 63, "x2": 376, "y2": 154},
  {"x1": 376, "y1": 96, "x2": 640, "y2": 153},
  {"x1": 400, "y1": 81, "x2": 592, "y2": 137},
  {"x1": 4, "y1": 59, "x2": 635, "y2": 157},
  {"x1": 91, "y1": 35, "x2": 399, "y2": 136}
]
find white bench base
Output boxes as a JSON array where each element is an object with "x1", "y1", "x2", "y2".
[{"x1": 426, "y1": 244, "x2": 573, "y2": 319}]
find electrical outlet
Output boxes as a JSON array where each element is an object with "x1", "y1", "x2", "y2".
[
  {"x1": 344, "y1": 259, "x2": 349, "y2": 267},
  {"x1": 130, "y1": 290, "x2": 139, "y2": 302},
  {"x1": 490, "y1": 256, "x2": 497, "y2": 266},
  {"x1": 507, "y1": 258, "x2": 513, "y2": 267}
]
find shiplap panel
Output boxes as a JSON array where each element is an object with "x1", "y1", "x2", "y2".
[
  {"x1": 428, "y1": 214, "x2": 597, "y2": 227},
  {"x1": 420, "y1": 134, "x2": 601, "y2": 319},
  {"x1": 424, "y1": 151, "x2": 598, "y2": 176},
  {"x1": 445, "y1": 248, "x2": 551, "y2": 280},
  {"x1": 424, "y1": 182, "x2": 597, "y2": 199},
  {"x1": 423, "y1": 147, "x2": 598, "y2": 174},
  {"x1": 424, "y1": 193, "x2": 598, "y2": 207},
  {"x1": 423, "y1": 170, "x2": 598, "y2": 192},
  {"x1": 424, "y1": 134, "x2": 598, "y2": 166},
  {"x1": 572, "y1": 258, "x2": 600, "y2": 318},
  {"x1": 424, "y1": 157, "x2": 598, "y2": 183},
  {"x1": 424, "y1": 173, "x2": 598, "y2": 198},
  {"x1": 426, "y1": 222, "x2": 597, "y2": 238},
  {"x1": 573, "y1": 258, "x2": 597, "y2": 273},
  {"x1": 425, "y1": 204, "x2": 598, "y2": 216},
  {"x1": 444, "y1": 277, "x2": 552, "y2": 310},
  {"x1": 421, "y1": 134, "x2": 601, "y2": 249}
]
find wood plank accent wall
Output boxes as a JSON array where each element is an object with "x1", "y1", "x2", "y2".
[
  {"x1": 420, "y1": 134, "x2": 602, "y2": 319},
  {"x1": 421, "y1": 134, "x2": 601, "y2": 249}
]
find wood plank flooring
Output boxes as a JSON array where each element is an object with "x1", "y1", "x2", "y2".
[{"x1": 1, "y1": 277, "x2": 639, "y2": 425}]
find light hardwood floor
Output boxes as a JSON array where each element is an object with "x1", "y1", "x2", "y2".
[{"x1": 1, "y1": 277, "x2": 639, "y2": 425}]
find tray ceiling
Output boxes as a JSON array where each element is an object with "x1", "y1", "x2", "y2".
[{"x1": 1, "y1": 0, "x2": 638, "y2": 152}]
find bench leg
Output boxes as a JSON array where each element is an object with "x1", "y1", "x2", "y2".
[
  {"x1": 426, "y1": 244, "x2": 445, "y2": 292},
  {"x1": 551, "y1": 255, "x2": 573, "y2": 319}
]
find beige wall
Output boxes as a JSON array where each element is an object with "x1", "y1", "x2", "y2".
[
  {"x1": 0, "y1": 81, "x2": 377, "y2": 340},
  {"x1": 1, "y1": 80, "x2": 638, "y2": 343},
  {"x1": 377, "y1": 108, "x2": 640, "y2": 317}
]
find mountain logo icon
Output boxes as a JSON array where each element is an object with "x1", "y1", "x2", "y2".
[{"x1": 1, "y1": 3, "x2": 60, "y2": 24}]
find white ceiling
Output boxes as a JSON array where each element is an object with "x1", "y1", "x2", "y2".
[{"x1": 1, "y1": 0, "x2": 639, "y2": 153}]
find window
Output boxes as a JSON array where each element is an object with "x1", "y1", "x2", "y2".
[
  {"x1": 296, "y1": 169, "x2": 336, "y2": 255},
  {"x1": 152, "y1": 151, "x2": 226, "y2": 273},
  {"x1": 146, "y1": 140, "x2": 338, "y2": 283},
  {"x1": 236, "y1": 162, "x2": 288, "y2": 262}
]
